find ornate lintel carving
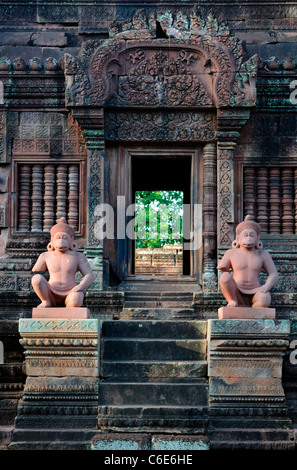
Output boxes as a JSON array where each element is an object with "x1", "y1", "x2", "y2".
[{"x1": 63, "y1": 10, "x2": 259, "y2": 110}]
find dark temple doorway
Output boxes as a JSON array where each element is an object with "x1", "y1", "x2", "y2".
[{"x1": 132, "y1": 155, "x2": 191, "y2": 276}]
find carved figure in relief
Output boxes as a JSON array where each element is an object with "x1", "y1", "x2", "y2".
[
  {"x1": 217, "y1": 215, "x2": 278, "y2": 308},
  {"x1": 31, "y1": 218, "x2": 94, "y2": 308}
]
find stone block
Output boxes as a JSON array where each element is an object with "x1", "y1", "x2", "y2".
[
  {"x1": 99, "y1": 380, "x2": 208, "y2": 407},
  {"x1": 209, "y1": 377, "x2": 285, "y2": 398},
  {"x1": 100, "y1": 360, "x2": 207, "y2": 379},
  {"x1": 26, "y1": 354, "x2": 98, "y2": 377},
  {"x1": 102, "y1": 320, "x2": 207, "y2": 339},
  {"x1": 25, "y1": 376, "x2": 98, "y2": 398},
  {"x1": 13, "y1": 318, "x2": 100, "y2": 436},
  {"x1": 218, "y1": 306, "x2": 275, "y2": 319},
  {"x1": 91, "y1": 433, "x2": 150, "y2": 451},
  {"x1": 98, "y1": 405, "x2": 208, "y2": 432},
  {"x1": 37, "y1": 5, "x2": 79, "y2": 24},
  {"x1": 209, "y1": 319, "x2": 290, "y2": 337},
  {"x1": 151, "y1": 434, "x2": 209, "y2": 451},
  {"x1": 0, "y1": 426, "x2": 13, "y2": 445},
  {"x1": 31, "y1": 32, "x2": 67, "y2": 47},
  {"x1": 32, "y1": 307, "x2": 90, "y2": 319},
  {"x1": 0, "y1": 32, "x2": 32, "y2": 46},
  {"x1": 207, "y1": 319, "x2": 292, "y2": 448},
  {"x1": 208, "y1": 357, "x2": 282, "y2": 379},
  {"x1": 102, "y1": 338, "x2": 207, "y2": 361}
]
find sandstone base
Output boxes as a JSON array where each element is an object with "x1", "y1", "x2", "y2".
[
  {"x1": 218, "y1": 306, "x2": 275, "y2": 319},
  {"x1": 32, "y1": 307, "x2": 90, "y2": 319}
]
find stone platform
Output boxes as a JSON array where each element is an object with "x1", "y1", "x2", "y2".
[
  {"x1": 218, "y1": 306, "x2": 275, "y2": 319},
  {"x1": 32, "y1": 307, "x2": 90, "y2": 319}
]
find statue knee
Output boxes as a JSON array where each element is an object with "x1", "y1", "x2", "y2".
[
  {"x1": 253, "y1": 291, "x2": 271, "y2": 308},
  {"x1": 66, "y1": 292, "x2": 84, "y2": 308},
  {"x1": 31, "y1": 274, "x2": 44, "y2": 288}
]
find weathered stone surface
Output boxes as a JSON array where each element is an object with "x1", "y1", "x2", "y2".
[
  {"x1": 102, "y1": 339, "x2": 207, "y2": 361},
  {"x1": 208, "y1": 318, "x2": 293, "y2": 449},
  {"x1": 31, "y1": 32, "x2": 67, "y2": 47},
  {"x1": 209, "y1": 357, "x2": 283, "y2": 379},
  {"x1": 91, "y1": 433, "x2": 150, "y2": 451},
  {"x1": 101, "y1": 360, "x2": 207, "y2": 379},
  {"x1": 218, "y1": 307, "x2": 275, "y2": 319},
  {"x1": 151, "y1": 434, "x2": 209, "y2": 451},
  {"x1": 37, "y1": 5, "x2": 79, "y2": 24},
  {"x1": 32, "y1": 307, "x2": 90, "y2": 319},
  {"x1": 12, "y1": 318, "x2": 100, "y2": 446}
]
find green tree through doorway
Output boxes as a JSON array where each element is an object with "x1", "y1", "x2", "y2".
[{"x1": 135, "y1": 190, "x2": 183, "y2": 249}]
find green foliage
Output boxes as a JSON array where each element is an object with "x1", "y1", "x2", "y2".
[{"x1": 135, "y1": 190, "x2": 183, "y2": 249}]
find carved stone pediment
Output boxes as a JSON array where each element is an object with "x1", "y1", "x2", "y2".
[
  {"x1": 64, "y1": 9, "x2": 259, "y2": 110},
  {"x1": 107, "y1": 47, "x2": 212, "y2": 108}
]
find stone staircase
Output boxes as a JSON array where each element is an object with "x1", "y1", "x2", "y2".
[
  {"x1": 117, "y1": 291, "x2": 198, "y2": 320},
  {"x1": 98, "y1": 320, "x2": 208, "y2": 434}
]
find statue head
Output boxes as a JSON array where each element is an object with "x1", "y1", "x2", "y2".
[
  {"x1": 47, "y1": 218, "x2": 77, "y2": 252},
  {"x1": 232, "y1": 215, "x2": 263, "y2": 250}
]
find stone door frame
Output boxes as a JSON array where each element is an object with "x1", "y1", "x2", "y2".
[{"x1": 64, "y1": 9, "x2": 258, "y2": 291}]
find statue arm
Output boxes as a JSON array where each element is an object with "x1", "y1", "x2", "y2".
[
  {"x1": 32, "y1": 253, "x2": 47, "y2": 272},
  {"x1": 217, "y1": 250, "x2": 232, "y2": 271},
  {"x1": 260, "y1": 251, "x2": 279, "y2": 292},
  {"x1": 72, "y1": 253, "x2": 95, "y2": 292}
]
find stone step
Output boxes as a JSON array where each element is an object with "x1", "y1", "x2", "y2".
[
  {"x1": 210, "y1": 440, "x2": 295, "y2": 450},
  {"x1": 0, "y1": 426, "x2": 14, "y2": 446},
  {"x1": 99, "y1": 380, "x2": 208, "y2": 406},
  {"x1": 209, "y1": 428, "x2": 294, "y2": 442},
  {"x1": 123, "y1": 301, "x2": 193, "y2": 308},
  {"x1": 102, "y1": 320, "x2": 207, "y2": 339},
  {"x1": 101, "y1": 360, "x2": 207, "y2": 378},
  {"x1": 117, "y1": 277, "x2": 200, "y2": 292},
  {"x1": 119, "y1": 308, "x2": 197, "y2": 319},
  {"x1": 101, "y1": 339, "x2": 207, "y2": 361},
  {"x1": 124, "y1": 292, "x2": 194, "y2": 301},
  {"x1": 10, "y1": 428, "x2": 96, "y2": 443},
  {"x1": 98, "y1": 405, "x2": 208, "y2": 431},
  {"x1": 98, "y1": 405, "x2": 208, "y2": 418}
]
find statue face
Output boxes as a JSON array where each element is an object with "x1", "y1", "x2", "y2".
[
  {"x1": 238, "y1": 229, "x2": 258, "y2": 249},
  {"x1": 52, "y1": 232, "x2": 72, "y2": 252}
]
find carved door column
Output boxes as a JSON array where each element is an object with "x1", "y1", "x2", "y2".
[
  {"x1": 81, "y1": 127, "x2": 105, "y2": 291},
  {"x1": 217, "y1": 141, "x2": 237, "y2": 251},
  {"x1": 217, "y1": 108, "x2": 251, "y2": 255},
  {"x1": 202, "y1": 143, "x2": 217, "y2": 291}
]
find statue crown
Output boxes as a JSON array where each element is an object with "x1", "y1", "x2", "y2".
[
  {"x1": 236, "y1": 215, "x2": 261, "y2": 236},
  {"x1": 50, "y1": 217, "x2": 75, "y2": 238}
]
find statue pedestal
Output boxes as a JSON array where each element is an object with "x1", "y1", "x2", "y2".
[
  {"x1": 208, "y1": 318, "x2": 294, "y2": 449},
  {"x1": 11, "y1": 318, "x2": 99, "y2": 449},
  {"x1": 218, "y1": 306, "x2": 275, "y2": 319},
  {"x1": 32, "y1": 307, "x2": 90, "y2": 319}
]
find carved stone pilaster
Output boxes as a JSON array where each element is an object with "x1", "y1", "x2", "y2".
[
  {"x1": 202, "y1": 143, "x2": 217, "y2": 292},
  {"x1": 217, "y1": 142, "x2": 236, "y2": 250},
  {"x1": 82, "y1": 128, "x2": 105, "y2": 291},
  {"x1": 217, "y1": 109, "x2": 251, "y2": 255}
]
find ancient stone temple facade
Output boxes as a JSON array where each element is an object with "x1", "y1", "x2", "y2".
[{"x1": 0, "y1": 0, "x2": 297, "y2": 450}]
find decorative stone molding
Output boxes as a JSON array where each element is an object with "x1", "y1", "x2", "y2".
[
  {"x1": 13, "y1": 319, "x2": 100, "y2": 431},
  {"x1": 208, "y1": 319, "x2": 294, "y2": 449},
  {"x1": 202, "y1": 143, "x2": 217, "y2": 292},
  {"x1": 105, "y1": 111, "x2": 217, "y2": 143}
]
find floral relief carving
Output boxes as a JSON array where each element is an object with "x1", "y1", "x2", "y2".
[
  {"x1": 107, "y1": 48, "x2": 212, "y2": 107},
  {"x1": 64, "y1": 10, "x2": 258, "y2": 109},
  {"x1": 105, "y1": 111, "x2": 216, "y2": 142}
]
